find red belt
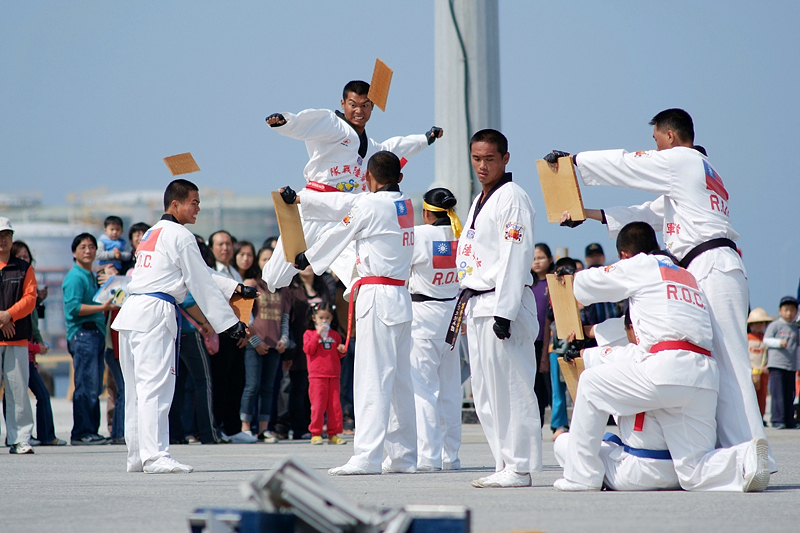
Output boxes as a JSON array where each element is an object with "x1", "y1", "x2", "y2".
[
  {"x1": 634, "y1": 340, "x2": 712, "y2": 431},
  {"x1": 344, "y1": 276, "x2": 405, "y2": 352},
  {"x1": 306, "y1": 181, "x2": 341, "y2": 192}
]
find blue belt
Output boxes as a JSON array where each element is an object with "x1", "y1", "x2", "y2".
[
  {"x1": 603, "y1": 432, "x2": 672, "y2": 460},
  {"x1": 139, "y1": 292, "x2": 182, "y2": 375}
]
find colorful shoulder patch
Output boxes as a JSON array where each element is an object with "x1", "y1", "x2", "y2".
[
  {"x1": 342, "y1": 211, "x2": 355, "y2": 227},
  {"x1": 504, "y1": 222, "x2": 524, "y2": 243}
]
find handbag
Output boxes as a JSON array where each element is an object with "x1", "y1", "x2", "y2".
[{"x1": 179, "y1": 308, "x2": 219, "y2": 355}]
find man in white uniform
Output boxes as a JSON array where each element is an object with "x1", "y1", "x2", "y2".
[
  {"x1": 451, "y1": 129, "x2": 540, "y2": 488},
  {"x1": 554, "y1": 222, "x2": 769, "y2": 492},
  {"x1": 546, "y1": 108, "x2": 772, "y2": 469},
  {"x1": 292, "y1": 151, "x2": 417, "y2": 475},
  {"x1": 408, "y1": 188, "x2": 462, "y2": 471},
  {"x1": 112, "y1": 179, "x2": 252, "y2": 474},
  {"x1": 263, "y1": 80, "x2": 443, "y2": 291}
]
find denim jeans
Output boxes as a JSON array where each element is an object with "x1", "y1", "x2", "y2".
[
  {"x1": 240, "y1": 346, "x2": 281, "y2": 422},
  {"x1": 104, "y1": 349, "x2": 125, "y2": 439},
  {"x1": 549, "y1": 351, "x2": 569, "y2": 430},
  {"x1": 68, "y1": 327, "x2": 105, "y2": 440},
  {"x1": 29, "y1": 362, "x2": 56, "y2": 443}
]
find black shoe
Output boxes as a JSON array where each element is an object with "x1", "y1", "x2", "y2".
[
  {"x1": 109, "y1": 437, "x2": 126, "y2": 445},
  {"x1": 71, "y1": 434, "x2": 108, "y2": 445}
]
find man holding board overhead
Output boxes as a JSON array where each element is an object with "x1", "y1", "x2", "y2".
[
  {"x1": 543, "y1": 108, "x2": 773, "y2": 471},
  {"x1": 264, "y1": 68, "x2": 443, "y2": 292}
]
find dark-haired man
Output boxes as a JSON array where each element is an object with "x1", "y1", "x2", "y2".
[
  {"x1": 112, "y1": 179, "x2": 251, "y2": 474},
  {"x1": 453, "y1": 129, "x2": 541, "y2": 488},
  {"x1": 555, "y1": 222, "x2": 769, "y2": 492},
  {"x1": 546, "y1": 108, "x2": 771, "y2": 469},
  {"x1": 293, "y1": 151, "x2": 417, "y2": 475},
  {"x1": 263, "y1": 80, "x2": 443, "y2": 292}
]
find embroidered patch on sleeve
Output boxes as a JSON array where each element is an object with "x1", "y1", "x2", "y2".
[
  {"x1": 342, "y1": 211, "x2": 355, "y2": 227},
  {"x1": 504, "y1": 222, "x2": 524, "y2": 243},
  {"x1": 632, "y1": 150, "x2": 653, "y2": 158}
]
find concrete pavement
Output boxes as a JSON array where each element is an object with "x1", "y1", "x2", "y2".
[{"x1": 1, "y1": 398, "x2": 798, "y2": 533}]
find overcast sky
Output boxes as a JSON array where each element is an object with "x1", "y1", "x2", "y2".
[{"x1": 2, "y1": 1, "x2": 798, "y2": 311}]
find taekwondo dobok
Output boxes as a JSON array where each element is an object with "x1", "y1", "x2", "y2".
[
  {"x1": 556, "y1": 242, "x2": 769, "y2": 492},
  {"x1": 112, "y1": 214, "x2": 241, "y2": 473},
  {"x1": 263, "y1": 106, "x2": 435, "y2": 291}
]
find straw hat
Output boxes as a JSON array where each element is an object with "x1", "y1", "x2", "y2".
[{"x1": 747, "y1": 307, "x2": 773, "y2": 324}]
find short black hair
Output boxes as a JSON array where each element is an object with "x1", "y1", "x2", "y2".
[
  {"x1": 343, "y1": 80, "x2": 370, "y2": 100},
  {"x1": 554, "y1": 256, "x2": 577, "y2": 274},
  {"x1": 367, "y1": 151, "x2": 401, "y2": 185},
  {"x1": 649, "y1": 108, "x2": 694, "y2": 144},
  {"x1": 616, "y1": 222, "x2": 659, "y2": 257},
  {"x1": 208, "y1": 230, "x2": 233, "y2": 247},
  {"x1": 469, "y1": 129, "x2": 508, "y2": 156},
  {"x1": 163, "y1": 179, "x2": 199, "y2": 211},
  {"x1": 194, "y1": 234, "x2": 216, "y2": 268},
  {"x1": 128, "y1": 222, "x2": 151, "y2": 243},
  {"x1": 71, "y1": 233, "x2": 97, "y2": 255},
  {"x1": 104, "y1": 215, "x2": 123, "y2": 228},
  {"x1": 262, "y1": 236, "x2": 278, "y2": 251},
  {"x1": 423, "y1": 187, "x2": 457, "y2": 219}
]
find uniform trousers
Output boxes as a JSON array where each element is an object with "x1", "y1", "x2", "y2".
[
  {"x1": 410, "y1": 336, "x2": 462, "y2": 469},
  {"x1": 0, "y1": 345, "x2": 33, "y2": 445},
  {"x1": 465, "y1": 300, "x2": 542, "y2": 474},
  {"x1": 566, "y1": 357, "x2": 755, "y2": 491},
  {"x1": 554, "y1": 433, "x2": 679, "y2": 491},
  {"x1": 348, "y1": 313, "x2": 416, "y2": 473},
  {"x1": 308, "y1": 376, "x2": 343, "y2": 436},
  {"x1": 119, "y1": 328, "x2": 176, "y2": 472},
  {"x1": 691, "y1": 259, "x2": 771, "y2": 457}
]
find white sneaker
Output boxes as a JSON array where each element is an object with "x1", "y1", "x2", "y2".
[
  {"x1": 742, "y1": 437, "x2": 770, "y2": 492},
  {"x1": 417, "y1": 465, "x2": 442, "y2": 472},
  {"x1": 9, "y1": 442, "x2": 34, "y2": 454},
  {"x1": 328, "y1": 463, "x2": 380, "y2": 476},
  {"x1": 472, "y1": 469, "x2": 531, "y2": 488},
  {"x1": 143, "y1": 456, "x2": 194, "y2": 474},
  {"x1": 229, "y1": 431, "x2": 258, "y2": 444},
  {"x1": 442, "y1": 461, "x2": 461, "y2": 471},
  {"x1": 553, "y1": 478, "x2": 601, "y2": 491}
]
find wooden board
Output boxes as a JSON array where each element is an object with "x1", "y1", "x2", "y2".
[
  {"x1": 163, "y1": 152, "x2": 200, "y2": 176},
  {"x1": 368, "y1": 58, "x2": 393, "y2": 112},
  {"x1": 546, "y1": 274, "x2": 584, "y2": 341},
  {"x1": 558, "y1": 357, "x2": 585, "y2": 402},
  {"x1": 230, "y1": 294, "x2": 255, "y2": 322},
  {"x1": 536, "y1": 157, "x2": 585, "y2": 223},
  {"x1": 271, "y1": 191, "x2": 307, "y2": 263}
]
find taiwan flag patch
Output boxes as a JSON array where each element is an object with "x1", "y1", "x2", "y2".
[
  {"x1": 395, "y1": 199, "x2": 414, "y2": 228},
  {"x1": 703, "y1": 161, "x2": 728, "y2": 201},
  {"x1": 136, "y1": 227, "x2": 162, "y2": 252},
  {"x1": 657, "y1": 258, "x2": 698, "y2": 289},
  {"x1": 432, "y1": 240, "x2": 458, "y2": 269}
]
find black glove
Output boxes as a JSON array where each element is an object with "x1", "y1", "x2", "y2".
[
  {"x1": 560, "y1": 217, "x2": 584, "y2": 228},
  {"x1": 238, "y1": 284, "x2": 257, "y2": 299},
  {"x1": 426, "y1": 126, "x2": 443, "y2": 145},
  {"x1": 563, "y1": 338, "x2": 586, "y2": 363},
  {"x1": 555, "y1": 264, "x2": 576, "y2": 277},
  {"x1": 294, "y1": 252, "x2": 310, "y2": 270},
  {"x1": 225, "y1": 321, "x2": 247, "y2": 340},
  {"x1": 266, "y1": 113, "x2": 286, "y2": 127},
  {"x1": 280, "y1": 186, "x2": 297, "y2": 204},
  {"x1": 543, "y1": 150, "x2": 572, "y2": 164},
  {"x1": 492, "y1": 316, "x2": 511, "y2": 340}
]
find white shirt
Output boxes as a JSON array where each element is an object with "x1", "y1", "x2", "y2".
[
  {"x1": 456, "y1": 177, "x2": 536, "y2": 321},
  {"x1": 576, "y1": 146, "x2": 740, "y2": 261},
  {"x1": 215, "y1": 261, "x2": 243, "y2": 283},
  {"x1": 112, "y1": 219, "x2": 239, "y2": 336}
]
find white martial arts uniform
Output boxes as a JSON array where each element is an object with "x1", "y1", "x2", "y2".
[
  {"x1": 112, "y1": 218, "x2": 239, "y2": 472},
  {"x1": 576, "y1": 147, "x2": 770, "y2": 466},
  {"x1": 456, "y1": 175, "x2": 541, "y2": 475},
  {"x1": 304, "y1": 187, "x2": 417, "y2": 473},
  {"x1": 407, "y1": 221, "x2": 461, "y2": 470},
  {"x1": 567, "y1": 253, "x2": 757, "y2": 491},
  {"x1": 263, "y1": 109, "x2": 429, "y2": 291}
]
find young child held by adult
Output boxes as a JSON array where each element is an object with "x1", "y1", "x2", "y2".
[
  {"x1": 97, "y1": 215, "x2": 131, "y2": 271},
  {"x1": 303, "y1": 302, "x2": 347, "y2": 445},
  {"x1": 764, "y1": 296, "x2": 799, "y2": 429}
]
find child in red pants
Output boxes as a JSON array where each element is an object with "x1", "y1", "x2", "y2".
[{"x1": 303, "y1": 302, "x2": 347, "y2": 445}]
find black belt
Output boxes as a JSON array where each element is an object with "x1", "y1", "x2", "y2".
[
  {"x1": 411, "y1": 294, "x2": 457, "y2": 303},
  {"x1": 80, "y1": 322, "x2": 99, "y2": 331},
  {"x1": 445, "y1": 288, "x2": 495, "y2": 349},
  {"x1": 678, "y1": 238, "x2": 737, "y2": 269}
]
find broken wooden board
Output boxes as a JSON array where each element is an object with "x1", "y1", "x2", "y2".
[
  {"x1": 558, "y1": 357, "x2": 585, "y2": 402},
  {"x1": 230, "y1": 294, "x2": 255, "y2": 323},
  {"x1": 271, "y1": 191, "x2": 307, "y2": 263},
  {"x1": 163, "y1": 152, "x2": 200, "y2": 176},
  {"x1": 546, "y1": 273, "x2": 584, "y2": 341},
  {"x1": 536, "y1": 156, "x2": 585, "y2": 223},
  {"x1": 368, "y1": 58, "x2": 393, "y2": 112}
]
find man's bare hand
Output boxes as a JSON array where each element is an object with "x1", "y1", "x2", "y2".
[
  {"x1": 101, "y1": 297, "x2": 119, "y2": 313},
  {"x1": 1, "y1": 322, "x2": 15, "y2": 339},
  {"x1": 0, "y1": 310, "x2": 13, "y2": 327}
]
